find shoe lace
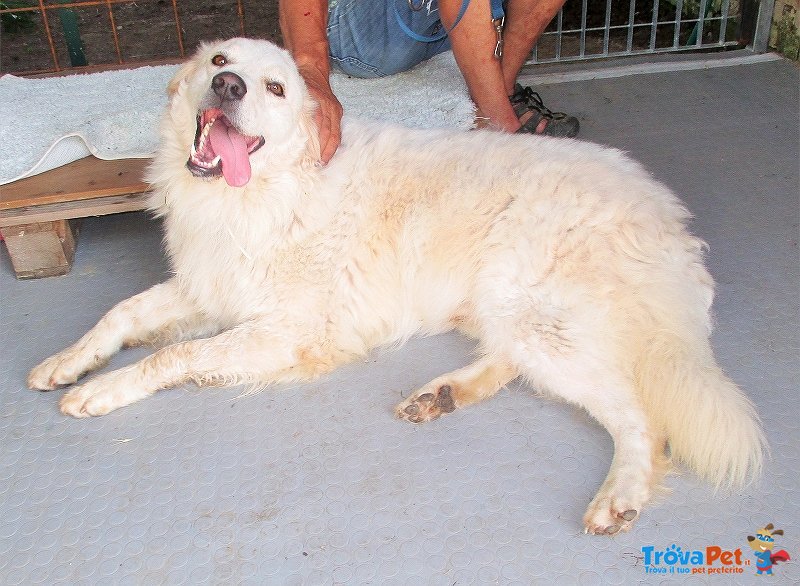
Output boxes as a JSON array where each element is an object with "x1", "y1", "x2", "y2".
[{"x1": 513, "y1": 86, "x2": 567, "y2": 120}]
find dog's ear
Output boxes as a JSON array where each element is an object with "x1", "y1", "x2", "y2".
[
  {"x1": 167, "y1": 40, "x2": 216, "y2": 96},
  {"x1": 773, "y1": 529, "x2": 784, "y2": 536},
  {"x1": 765, "y1": 523, "x2": 775, "y2": 530},
  {"x1": 298, "y1": 95, "x2": 321, "y2": 170},
  {"x1": 167, "y1": 59, "x2": 199, "y2": 97}
]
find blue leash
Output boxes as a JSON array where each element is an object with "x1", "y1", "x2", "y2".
[{"x1": 393, "y1": 0, "x2": 506, "y2": 57}]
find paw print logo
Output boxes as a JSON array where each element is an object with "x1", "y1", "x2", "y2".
[{"x1": 662, "y1": 544, "x2": 684, "y2": 565}]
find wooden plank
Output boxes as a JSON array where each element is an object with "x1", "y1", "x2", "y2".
[
  {"x1": 0, "y1": 192, "x2": 151, "y2": 227},
  {"x1": 0, "y1": 220, "x2": 80, "y2": 279},
  {"x1": 0, "y1": 157, "x2": 151, "y2": 211},
  {"x1": 0, "y1": 64, "x2": 163, "y2": 278}
]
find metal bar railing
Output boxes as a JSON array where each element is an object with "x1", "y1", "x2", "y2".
[
  {"x1": 104, "y1": 0, "x2": 123, "y2": 63},
  {"x1": 171, "y1": 0, "x2": 185, "y2": 58},
  {"x1": 626, "y1": 0, "x2": 636, "y2": 54},
  {"x1": 579, "y1": 0, "x2": 587, "y2": 58},
  {"x1": 235, "y1": 0, "x2": 245, "y2": 35},
  {"x1": 751, "y1": 0, "x2": 777, "y2": 52},
  {"x1": 555, "y1": 7, "x2": 564, "y2": 60},
  {"x1": 649, "y1": 0, "x2": 659, "y2": 52},
  {"x1": 36, "y1": 0, "x2": 61, "y2": 71},
  {"x1": 530, "y1": 0, "x2": 749, "y2": 64},
  {"x1": 674, "y1": 0, "x2": 685, "y2": 49},
  {"x1": 719, "y1": 0, "x2": 731, "y2": 44}
]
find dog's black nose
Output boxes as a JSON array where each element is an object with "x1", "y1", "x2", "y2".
[{"x1": 212, "y1": 72, "x2": 247, "y2": 101}]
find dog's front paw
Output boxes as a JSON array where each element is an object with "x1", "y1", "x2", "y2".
[
  {"x1": 59, "y1": 368, "x2": 148, "y2": 418},
  {"x1": 395, "y1": 384, "x2": 457, "y2": 423},
  {"x1": 28, "y1": 349, "x2": 98, "y2": 391}
]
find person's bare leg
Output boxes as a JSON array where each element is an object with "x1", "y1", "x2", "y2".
[
  {"x1": 440, "y1": 0, "x2": 516, "y2": 130},
  {"x1": 440, "y1": 0, "x2": 565, "y2": 130},
  {"x1": 499, "y1": 0, "x2": 565, "y2": 93}
]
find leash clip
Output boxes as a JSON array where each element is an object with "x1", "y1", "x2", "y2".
[
  {"x1": 408, "y1": 0, "x2": 426, "y2": 11},
  {"x1": 492, "y1": 16, "x2": 505, "y2": 59}
]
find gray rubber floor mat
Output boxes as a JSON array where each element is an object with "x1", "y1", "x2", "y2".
[{"x1": 1, "y1": 57, "x2": 798, "y2": 584}]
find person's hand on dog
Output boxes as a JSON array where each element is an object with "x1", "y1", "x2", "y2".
[
  {"x1": 279, "y1": 0, "x2": 341, "y2": 164},
  {"x1": 299, "y1": 63, "x2": 343, "y2": 165}
]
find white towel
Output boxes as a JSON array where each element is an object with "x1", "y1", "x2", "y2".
[{"x1": 0, "y1": 51, "x2": 474, "y2": 185}]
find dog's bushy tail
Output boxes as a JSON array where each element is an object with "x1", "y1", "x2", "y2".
[{"x1": 636, "y1": 329, "x2": 766, "y2": 489}]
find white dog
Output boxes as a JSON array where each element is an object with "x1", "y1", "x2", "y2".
[{"x1": 29, "y1": 38, "x2": 765, "y2": 534}]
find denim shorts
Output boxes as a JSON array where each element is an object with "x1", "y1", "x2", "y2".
[{"x1": 327, "y1": 0, "x2": 452, "y2": 78}]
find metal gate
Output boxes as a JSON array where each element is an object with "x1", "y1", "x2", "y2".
[{"x1": 531, "y1": 0, "x2": 772, "y2": 63}]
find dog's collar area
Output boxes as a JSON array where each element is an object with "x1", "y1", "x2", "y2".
[{"x1": 186, "y1": 108, "x2": 265, "y2": 187}]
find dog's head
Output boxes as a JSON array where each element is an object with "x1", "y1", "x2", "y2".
[
  {"x1": 162, "y1": 38, "x2": 319, "y2": 188},
  {"x1": 747, "y1": 524, "x2": 784, "y2": 552}
]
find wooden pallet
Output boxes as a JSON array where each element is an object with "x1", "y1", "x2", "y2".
[{"x1": 0, "y1": 156, "x2": 151, "y2": 279}]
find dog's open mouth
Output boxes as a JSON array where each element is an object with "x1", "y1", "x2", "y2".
[{"x1": 187, "y1": 108, "x2": 265, "y2": 187}]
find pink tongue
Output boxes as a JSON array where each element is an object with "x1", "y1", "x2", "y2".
[{"x1": 209, "y1": 120, "x2": 252, "y2": 187}]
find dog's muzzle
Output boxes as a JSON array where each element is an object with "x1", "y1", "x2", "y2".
[{"x1": 186, "y1": 77, "x2": 266, "y2": 187}]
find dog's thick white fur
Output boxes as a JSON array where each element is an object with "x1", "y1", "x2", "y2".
[{"x1": 29, "y1": 38, "x2": 765, "y2": 534}]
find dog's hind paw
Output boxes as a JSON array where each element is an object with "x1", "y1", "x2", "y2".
[
  {"x1": 584, "y1": 506, "x2": 639, "y2": 535},
  {"x1": 395, "y1": 384, "x2": 457, "y2": 423},
  {"x1": 583, "y1": 485, "x2": 645, "y2": 535}
]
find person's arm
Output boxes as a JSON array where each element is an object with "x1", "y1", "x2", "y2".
[{"x1": 279, "y1": 0, "x2": 342, "y2": 164}]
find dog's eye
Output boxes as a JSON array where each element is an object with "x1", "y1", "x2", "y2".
[
  {"x1": 211, "y1": 54, "x2": 227, "y2": 67},
  {"x1": 266, "y1": 81, "x2": 285, "y2": 97}
]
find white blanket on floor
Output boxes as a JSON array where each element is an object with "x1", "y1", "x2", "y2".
[{"x1": 0, "y1": 51, "x2": 473, "y2": 185}]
